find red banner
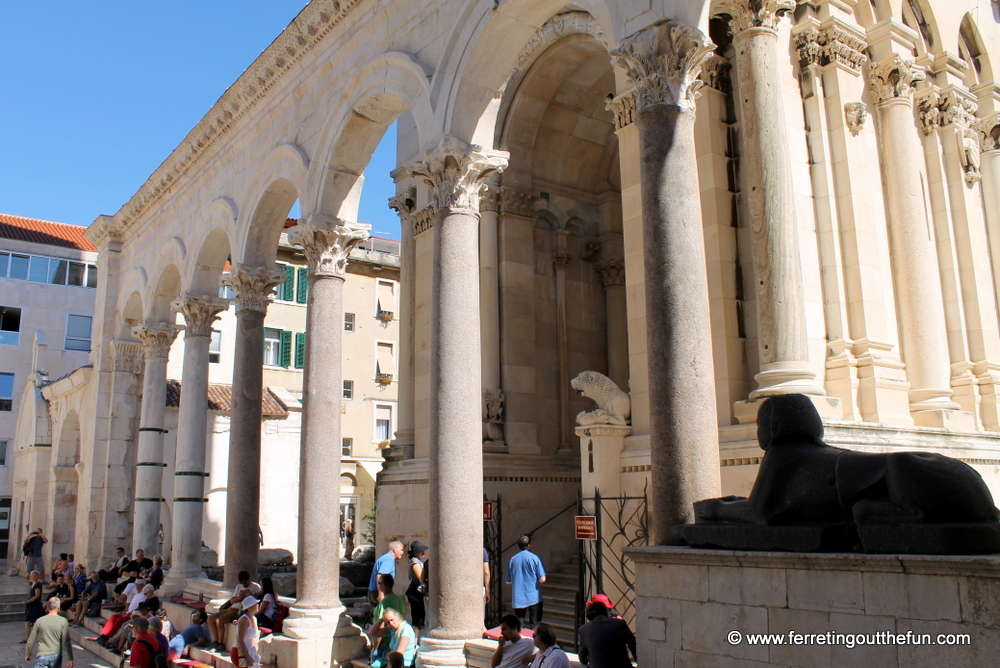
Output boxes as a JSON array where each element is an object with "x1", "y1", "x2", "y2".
[{"x1": 575, "y1": 515, "x2": 597, "y2": 540}]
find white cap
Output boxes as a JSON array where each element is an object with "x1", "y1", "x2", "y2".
[{"x1": 242, "y1": 595, "x2": 259, "y2": 610}]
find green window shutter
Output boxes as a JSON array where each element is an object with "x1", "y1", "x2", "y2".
[
  {"x1": 296, "y1": 267, "x2": 308, "y2": 304},
  {"x1": 294, "y1": 332, "x2": 306, "y2": 369},
  {"x1": 282, "y1": 265, "x2": 295, "y2": 301},
  {"x1": 280, "y1": 330, "x2": 293, "y2": 368}
]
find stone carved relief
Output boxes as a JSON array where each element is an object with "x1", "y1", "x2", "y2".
[
  {"x1": 515, "y1": 12, "x2": 609, "y2": 71},
  {"x1": 105, "y1": 340, "x2": 143, "y2": 375},
  {"x1": 405, "y1": 138, "x2": 508, "y2": 212},
  {"x1": 713, "y1": 0, "x2": 795, "y2": 33},
  {"x1": 700, "y1": 55, "x2": 732, "y2": 92},
  {"x1": 977, "y1": 115, "x2": 1000, "y2": 152},
  {"x1": 794, "y1": 24, "x2": 867, "y2": 73},
  {"x1": 132, "y1": 322, "x2": 181, "y2": 359},
  {"x1": 388, "y1": 187, "x2": 417, "y2": 221},
  {"x1": 223, "y1": 264, "x2": 286, "y2": 312},
  {"x1": 605, "y1": 92, "x2": 636, "y2": 130},
  {"x1": 551, "y1": 248, "x2": 571, "y2": 271},
  {"x1": 482, "y1": 388, "x2": 505, "y2": 443},
  {"x1": 610, "y1": 20, "x2": 715, "y2": 113},
  {"x1": 867, "y1": 56, "x2": 925, "y2": 104},
  {"x1": 571, "y1": 371, "x2": 631, "y2": 426},
  {"x1": 918, "y1": 90, "x2": 982, "y2": 184},
  {"x1": 499, "y1": 188, "x2": 538, "y2": 218},
  {"x1": 844, "y1": 102, "x2": 867, "y2": 135},
  {"x1": 287, "y1": 215, "x2": 371, "y2": 278},
  {"x1": 594, "y1": 257, "x2": 626, "y2": 287},
  {"x1": 412, "y1": 206, "x2": 435, "y2": 236},
  {"x1": 479, "y1": 185, "x2": 499, "y2": 213},
  {"x1": 171, "y1": 294, "x2": 229, "y2": 338}
]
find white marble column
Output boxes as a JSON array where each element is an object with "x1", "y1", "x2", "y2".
[
  {"x1": 868, "y1": 54, "x2": 962, "y2": 423},
  {"x1": 611, "y1": 20, "x2": 721, "y2": 543},
  {"x1": 131, "y1": 322, "x2": 180, "y2": 557},
  {"x1": 161, "y1": 294, "x2": 228, "y2": 596},
  {"x1": 388, "y1": 190, "x2": 417, "y2": 457},
  {"x1": 479, "y1": 186, "x2": 505, "y2": 449},
  {"x1": 406, "y1": 138, "x2": 507, "y2": 662},
  {"x1": 283, "y1": 216, "x2": 370, "y2": 643},
  {"x1": 595, "y1": 256, "x2": 628, "y2": 391},
  {"x1": 222, "y1": 265, "x2": 284, "y2": 586},
  {"x1": 976, "y1": 105, "x2": 1000, "y2": 427}
]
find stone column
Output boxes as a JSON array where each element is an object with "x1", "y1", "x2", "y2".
[
  {"x1": 868, "y1": 54, "x2": 962, "y2": 424},
  {"x1": 161, "y1": 295, "x2": 228, "y2": 596},
  {"x1": 222, "y1": 265, "x2": 284, "y2": 586},
  {"x1": 388, "y1": 189, "x2": 417, "y2": 458},
  {"x1": 480, "y1": 186, "x2": 505, "y2": 449},
  {"x1": 406, "y1": 138, "x2": 507, "y2": 661},
  {"x1": 976, "y1": 105, "x2": 1000, "y2": 428},
  {"x1": 283, "y1": 216, "x2": 370, "y2": 643},
  {"x1": 131, "y1": 322, "x2": 180, "y2": 557},
  {"x1": 552, "y1": 238, "x2": 572, "y2": 454},
  {"x1": 595, "y1": 256, "x2": 628, "y2": 391},
  {"x1": 611, "y1": 20, "x2": 721, "y2": 543},
  {"x1": 716, "y1": 0, "x2": 823, "y2": 402}
]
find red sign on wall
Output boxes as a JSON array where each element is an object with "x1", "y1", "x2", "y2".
[
  {"x1": 483, "y1": 501, "x2": 494, "y2": 522},
  {"x1": 575, "y1": 515, "x2": 597, "y2": 540}
]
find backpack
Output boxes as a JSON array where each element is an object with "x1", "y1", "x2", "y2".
[{"x1": 134, "y1": 639, "x2": 169, "y2": 668}]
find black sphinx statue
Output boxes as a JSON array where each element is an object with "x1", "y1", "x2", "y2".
[{"x1": 675, "y1": 394, "x2": 1000, "y2": 554}]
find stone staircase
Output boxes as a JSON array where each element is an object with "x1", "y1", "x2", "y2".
[
  {"x1": 0, "y1": 592, "x2": 24, "y2": 624},
  {"x1": 539, "y1": 558, "x2": 579, "y2": 652}
]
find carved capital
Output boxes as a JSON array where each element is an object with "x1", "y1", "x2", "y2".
[
  {"x1": 595, "y1": 257, "x2": 626, "y2": 287},
  {"x1": 794, "y1": 24, "x2": 867, "y2": 73},
  {"x1": 405, "y1": 137, "x2": 508, "y2": 213},
  {"x1": 977, "y1": 114, "x2": 1000, "y2": 152},
  {"x1": 132, "y1": 322, "x2": 181, "y2": 359},
  {"x1": 867, "y1": 55, "x2": 925, "y2": 105},
  {"x1": 171, "y1": 294, "x2": 228, "y2": 338},
  {"x1": 287, "y1": 215, "x2": 371, "y2": 278},
  {"x1": 552, "y1": 249, "x2": 571, "y2": 271},
  {"x1": 223, "y1": 264, "x2": 286, "y2": 312},
  {"x1": 714, "y1": 0, "x2": 794, "y2": 33},
  {"x1": 844, "y1": 102, "x2": 867, "y2": 135},
  {"x1": 105, "y1": 340, "x2": 143, "y2": 375},
  {"x1": 480, "y1": 185, "x2": 499, "y2": 213},
  {"x1": 498, "y1": 187, "x2": 538, "y2": 218},
  {"x1": 606, "y1": 91, "x2": 637, "y2": 130},
  {"x1": 388, "y1": 188, "x2": 417, "y2": 224},
  {"x1": 611, "y1": 20, "x2": 715, "y2": 113},
  {"x1": 918, "y1": 89, "x2": 978, "y2": 135},
  {"x1": 700, "y1": 55, "x2": 732, "y2": 92}
]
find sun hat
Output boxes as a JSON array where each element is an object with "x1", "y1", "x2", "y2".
[
  {"x1": 588, "y1": 594, "x2": 613, "y2": 608},
  {"x1": 242, "y1": 595, "x2": 259, "y2": 609}
]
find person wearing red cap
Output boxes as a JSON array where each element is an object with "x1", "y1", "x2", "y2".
[
  {"x1": 577, "y1": 600, "x2": 636, "y2": 668},
  {"x1": 587, "y1": 594, "x2": 623, "y2": 620}
]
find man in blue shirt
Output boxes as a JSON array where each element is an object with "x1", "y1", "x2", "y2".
[
  {"x1": 368, "y1": 541, "x2": 404, "y2": 604},
  {"x1": 506, "y1": 535, "x2": 546, "y2": 629}
]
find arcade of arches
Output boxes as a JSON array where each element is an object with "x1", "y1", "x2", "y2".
[{"x1": 9, "y1": 0, "x2": 1000, "y2": 665}]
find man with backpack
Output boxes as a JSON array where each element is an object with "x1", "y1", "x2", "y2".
[
  {"x1": 23, "y1": 528, "x2": 47, "y2": 577},
  {"x1": 128, "y1": 617, "x2": 168, "y2": 668}
]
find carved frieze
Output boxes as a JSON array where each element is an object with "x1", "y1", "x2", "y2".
[
  {"x1": 132, "y1": 322, "x2": 181, "y2": 360},
  {"x1": 223, "y1": 264, "x2": 286, "y2": 312},
  {"x1": 287, "y1": 215, "x2": 371, "y2": 278},
  {"x1": 844, "y1": 102, "x2": 867, "y2": 135},
  {"x1": 412, "y1": 206, "x2": 435, "y2": 236},
  {"x1": 595, "y1": 257, "x2": 626, "y2": 288},
  {"x1": 867, "y1": 56, "x2": 925, "y2": 105},
  {"x1": 700, "y1": 55, "x2": 732, "y2": 93},
  {"x1": 713, "y1": 0, "x2": 795, "y2": 33},
  {"x1": 918, "y1": 89, "x2": 982, "y2": 184},
  {"x1": 610, "y1": 20, "x2": 715, "y2": 113},
  {"x1": 606, "y1": 92, "x2": 637, "y2": 130},
  {"x1": 480, "y1": 185, "x2": 499, "y2": 214},
  {"x1": 171, "y1": 294, "x2": 229, "y2": 338},
  {"x1": 105, "y1": 340, "x2": 143, "y2": 375},
  {"x1": 498, "y1": 187, "x2": 538, "y2": 218},
  {"x1": 794, "y1": 24, "x2": 867, "y2": 73},
  {"x1": 405, "y1": 138, "x2": 508, "y2": 212},
  {"x1": 977, "y1": 115, "x2": 1000, "y2": 152}
]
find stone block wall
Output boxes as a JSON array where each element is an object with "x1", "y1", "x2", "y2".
[{"x1": 626, "y1": 546, "x2": 1000, "y2": 667}]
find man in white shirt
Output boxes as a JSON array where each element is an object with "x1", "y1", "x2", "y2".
[
  {"x1": 529, "y1": 624, "x2": 570, "y2": 668},
  {"x1": 491, "y1": 614, "x2": 536, "y2": 668}
]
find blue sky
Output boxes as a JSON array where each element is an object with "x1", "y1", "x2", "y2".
[{"x1": 0, "y1": 1, "x2": 400, "y2": 239}]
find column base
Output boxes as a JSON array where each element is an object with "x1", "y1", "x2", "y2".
[
  {"x1": 749, "y1": 362, "x2": 826, "y2": 399},
  {"x1": 911, "y1": 408, "x2": 976, "y2": 430},
  {"x1": 160, "y1": 569, "x2": 202, "y2": 598},
  {"x1": 735, "y1": 394, "x2": 843, "y2": 425},
  {"x1": 283, "y1": 607, "x2": 361, "y2": 640},
  {"x1": 262, "y1": 631, "x2": 367, "y2": 668},
  {"x1": 417, "y1": 637, "x2": 470, "y2": 667}
]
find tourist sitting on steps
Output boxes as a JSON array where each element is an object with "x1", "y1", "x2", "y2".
[
  {"x1": 528, "y1": 624, "x2": 570, "y2": 668},
  {"x1": 73, "y1": 573, "x2": 107, "y2": 626},
  {"x1": 491, "y1": 614, "x2": 537, "y2": 668},
  {"x1": 167, "y1": 610, "x2": 208, "y2": 660},
  {"x1": 98, "y1": 547, "x2": 129, "y2": 582},
  {"x1": 207, "y1": 570, "x2": 261, "y2": 652},
  {"x1": 370, "y1": 607, "x2": 416, "y2": 668}
]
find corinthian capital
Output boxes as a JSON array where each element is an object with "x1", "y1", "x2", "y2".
[
  {"x1": 405, "y1": 137, "x2": 509, "y2": 212},
  {"x1": 171, "y1": 294, "x2": 228, "y2": 338},
  {"x1": 287, "y1": 215, "x2": 370, "y2": 278},
  {"x1": 867, "y1": 55, "x2": 925, "y2": 105},
  {"x1": 978, "y1": 114, "x2": 1000, "y2": 152},
  {"x1": 132, "y1": 322, "x2": 181, "y2": 359},
  {"x1": 610, "y1": 19, "x2": 715, "y2": 113},
  {"x1": 223, "y1": 264, "x2": 286, "y2": 313},
  {"x1": 388, "y1": 188, "x2": 417, "y2": 222},
  {"x1": 713, "y1": 0, "x2": 794, "y2": 33},
  {"x1": 595, "y1": 257, "x2": 626, "y2": 287}
]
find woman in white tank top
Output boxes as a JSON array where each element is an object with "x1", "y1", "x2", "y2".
[{"x1": 232, "y1": 596, "x2": 261, "y2": 668}]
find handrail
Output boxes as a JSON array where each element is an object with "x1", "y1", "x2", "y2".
[{"x1": 499, "y1": 501, "x2": 577, "y2": 555}]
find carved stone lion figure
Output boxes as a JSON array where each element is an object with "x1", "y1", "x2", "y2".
[{"x1": 572, "y1": 371, "x2": 630, "y2": 426}]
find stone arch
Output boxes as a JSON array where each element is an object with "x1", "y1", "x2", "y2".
[
  {"x1": 236, "y1": 143, "x2": 310, "y2": 266},
  {"x1": 149, "y1": 263, "x2": 183, "y2": 323},
  {"x1": 854, "y1": 0, "x2": 891, "y2": 27},
  {"x1": 50, "y1": 410, "x2": 81, "y2": 561},
  {"x1": 900, "y1": 0, "x2": 940, "y2": 55},
  {"x1": 340, "y1": 472, "x2": 357, "y2": 487},
  {"x1": 117, "y1": 287, "x2": 145, "y2": 339},
  {"x1": 959, "y1": 13, "x2": 994, "y2": 86},
  {"x1": 188, "y1": 206, "x2": 236, "y2": 295}
]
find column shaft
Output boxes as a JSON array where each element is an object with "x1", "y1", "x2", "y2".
[
  {"x1": 389, "y1": 192, "x2": 417, "y2": 451},
  {"x1": 133, "y1": 351, "x2": 170, "y2": 557}
]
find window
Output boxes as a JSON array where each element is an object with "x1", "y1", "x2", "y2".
[
  {"x1": 376, "y1": 280, "x2": 396, "y2": 320},
  {"x1": 0, "y1": 439, "x2": 7, "y2": 466},
  {"x1": 8, "y1": 254, "x2": 28, "y2": 280},
  {"x1": 276, "y1": 263, "x2": 295, "y2": 301},
  {"x1": 343, "y1": 380, "x2": 354, "y2": 400},
  {"x1": 28, "y1": 256, "x2": 49, "y2": 283},
  {"x1": 263, "y1": 328, "x2": 282, "y2": 366},
  {"x1": 294, "y1": 332, "x2": 306, "y2": 369},
  {"x1": 375, "y1": 405, "x2": 392, "y2": 442},
  {"x1": 0, "y1": 252, "x2": 96, "y2": 288},
  {"x1": 344, "y1": 313, "x2": 355, "y2": 332},
  {"x1": 65, "y1": 314, "x2": 92, "y2": 351},
  {"x1": 0, "y1": 373, "x2": 12, "y2": 412},
  {"x1": 296, "y1": 267, "x2": 308, "y2": 304},
  {"x1": 219, "y1": 282, "x2": 235, "y2": 300},
  {"x1": 376, "y1": 342, "x2": 395, "y2": 382},
  {"x1": 209, "y1": 330, "x2": 222, "y2": 364},
  {"x1": 342, "y1": 438, "x2": 353, "y2": 457},
  {"x1": 0, "y1": 306, "x2": 20, "y2": 346}
]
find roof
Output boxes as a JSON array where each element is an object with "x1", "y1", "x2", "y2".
[
  {"x1": 165, "y1": 379, "x2": 290, "y2": 417},
  {"x1": 0, "y1": 213, "x2": 97, "y2": 251}
]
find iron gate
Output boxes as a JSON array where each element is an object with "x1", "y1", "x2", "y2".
[
  {"x1": 576, "y1": 486, "x2": 648, "y2": 643},
  {"x1": 484, "y1": 494, "x2": 503, "y2": 627}
]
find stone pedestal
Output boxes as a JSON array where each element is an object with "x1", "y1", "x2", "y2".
[{"x1": 577, "y1": 425, "x2": 630, "y2": 498}]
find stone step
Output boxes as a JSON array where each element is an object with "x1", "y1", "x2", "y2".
[
  {"x1": 0, "y1": 610, "x2": 22, "y2": 623},
  {"x1": 545, "y1": 572, "x2": 577, "y2": 585}
]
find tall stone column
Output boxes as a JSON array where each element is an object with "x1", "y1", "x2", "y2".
[
  {"x1": 717, "y1": 0, "x2": 824, "y2": 402},
  {"x1": 552, "y1": 238, "x2": 572, "y2": 454},
  {"x1": 131, "y1": 322, "x2": 180, "y2": 557},
  {"x1": 611, "y1": 20, "x2": 721, "y2": 544},
  {"x1": 868, "y1": 55, "x2": 962, "y2": 424},
  {"x1": 162, "y1": 295, "x2": 228, "y2": 596},
  {"x1": 388, "y1": 189, "x2": 417, "y2": 458},
  {"x1": 283, "y1": 216, "x2": 370, "y2": 645},
  {"x1": 595, "y1": 256, "x2": 628, "y2": 391},
  {"x1": 406, "y1": 138, "x2": 507, "y2": 662},
  {"x1": 480, "y1": 186, "x2": 505, "y2": 449},
  {"x1": 222, "y1": 265, "x2": 284, "y2": 586}
]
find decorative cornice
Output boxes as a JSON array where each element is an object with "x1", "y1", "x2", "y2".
[
  {"x1": 85, "y1": 216, "x2": 124, "y2": 251},
  {"x1": 480, "y1": 185, "x2": 499, "y2": 214},
  {"x1": 132, "y1": 322, "x2": 181, "y2": 360},
  {"x1": 552, "y1": 248, "x2": 571, "y2": 271},
  {"x1": 594, "y1": 257, "x2": 626, "y2": 288},
  {"x1": 104, "y1": 340, "x2": 143, "y2": 375},
  {"x1": 700, "y1": 55, "x2": 732, "y2": 92},
  {"x1": 387, "y1": 187, "x2": 417, "y2": 224},
  {"x1": 977, "y1": 114, "x2": 1000, "y2": 152},
  {"x1": 287, "y1": 215, "x2": 370, "y2": 278},
  {"x1": 516, "y1": 12, "x2": 609, "y2": 71},
  {"x1": 103, "y1": 0, "x2": 361, "y2": 239},
  {"x1": 171, "y1": 294, "x2": 228, "y2": 338},
  {"x1": 223, "y1": 264, "x2": 286, "y2": 312},
  {"x1": 844, "y1": 102, "x2": 867, "y2": 135},
  {"x1": 867, "y1": 55, "x2": 925, "y2": 105},
  {"x1": 412, "y1": 207, "x2": 435, "y2": 236},
  {"x1": 610, "y1": 19, "x2": 715, "y2": 113},
  {"x1": 405, "y1": 137, "x2": 508, "y2": 212},
  {"x1": 499, "y1": 187, "x2": 538, "y2": 218},
  {"x1": 794, "y1": 24, "x2": 868, "y2": 73},
  {"x1": 606, "y1": 91, "x2": 636, "y2": 130},
  {"x1": 713, "y1": 0, "x2": 795, "y2": 33}
]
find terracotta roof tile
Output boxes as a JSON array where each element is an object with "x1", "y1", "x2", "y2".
[
  {"x1": 165, "y1": 379, "x2": 289, "y2": 417},
  {"x1": 0, "y1": 213, "x2": 97, "y2": 251}
]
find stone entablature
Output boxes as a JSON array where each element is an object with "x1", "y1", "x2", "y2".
[{"x1": 794, "y1": 22, "x2": 868, "y2": 72}]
